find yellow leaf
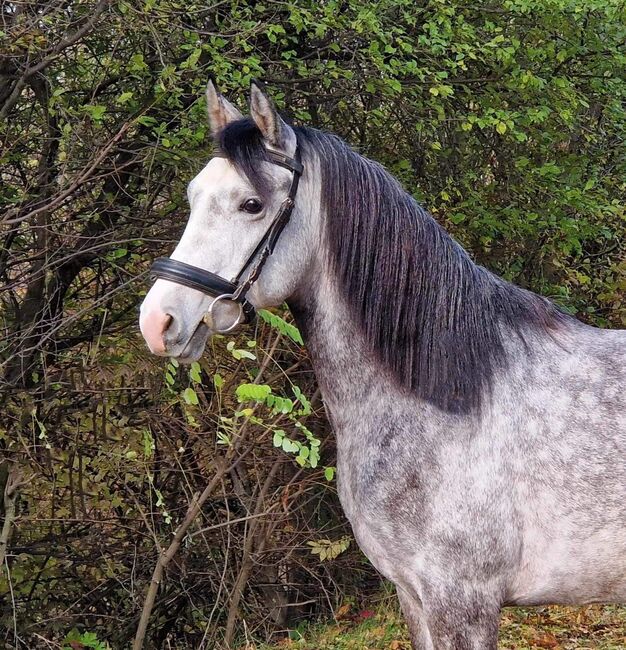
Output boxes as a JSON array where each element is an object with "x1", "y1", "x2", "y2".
[{"x1": 335, "y1": 603, "x2": 351, "y2": 619}]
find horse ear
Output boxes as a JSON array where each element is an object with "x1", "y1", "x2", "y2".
[
  {"x1": 206, "y1": 79, "x2": 243, "y2": 137},
  {"x1": 249, "y1": 80, "x2": 295, "y2": 151}
]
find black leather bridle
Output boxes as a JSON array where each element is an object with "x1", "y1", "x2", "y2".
[{"x1": 150, "y1": 145, "x2": 303, "y2": 333}]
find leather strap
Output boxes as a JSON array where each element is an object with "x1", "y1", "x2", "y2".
[
  {"x1": 266, "y1": 150, "x2": 303, "y2": 175},
  {"x1": 150, "y1": 257, "x2": 256, "y2": 321},
  {"x1": 213, "y1": 148, "x2": 303, "y2": 176}
]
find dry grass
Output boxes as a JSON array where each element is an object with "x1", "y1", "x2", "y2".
[{"x1": 255, "y1": 602, "x2": 626, "y2": 650}]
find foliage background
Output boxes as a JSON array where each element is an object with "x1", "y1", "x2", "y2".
[{"x1": 1, "y1": 0, "x2": 624, "y2": 647}]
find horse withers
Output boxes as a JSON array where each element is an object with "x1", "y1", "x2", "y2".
[{"x1": 139, "y1": 80, "x2": 626, "y2": 649}]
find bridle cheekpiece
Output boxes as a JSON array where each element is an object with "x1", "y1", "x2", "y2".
[{"x1": 150, "y1": 145, "x2": 303, "y2": 333}]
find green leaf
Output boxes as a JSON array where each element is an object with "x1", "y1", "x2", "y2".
[
  {"x1": 235, "y1": 383, "x2": 272, "y2": 402},
  {"x1": 324, "y1": 466, "x2": 336, "y2": 481},
  {"x1": 136, "y1": 115, "x2": 157, "y2": 127},
  {"x1": 116, "y1": 91, "x2": 134, "y2": 105},
  {"x1": 128, "y1": 52, "x2": 148, "y2": 72},
  {"x1": 189, "y1": 362, "x2": 202, "y2": 383},
  {"x1": 282, "y1": 438, "x2": 299, "y2": 453},
  {"x1": 267, "y1": 395, "x2": 293, "y2": 414},
  {"x1": 235, "y1": 407, "x2": 254, "y2": 418},
  {"x1": 258, "y1": 309, "x2": 303, "y2": 344},
  {"x1": 217, "y1": 431, "x2": 231, "y2": 446},
  {"x1": 182, "y1": 387, "x2": 199, "y2": 405},
  {"x1": 292, "y1": 385, "x2": 311, "y2": 414},
  {"x1": 143, "y1": 429, "x2": 155, "y2": 459},
  {"x1": 230, "y1": 346, "x2": 256, "y2": 360},
  {"x1": 83, "y1": 104, "x2": 107, "y2": 121}
]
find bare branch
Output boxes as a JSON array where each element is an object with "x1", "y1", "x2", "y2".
[{"x1": 0, "y1": 0, "x2": 111, "y2": 120}]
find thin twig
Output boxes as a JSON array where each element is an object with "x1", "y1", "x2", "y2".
[
  {"x1": 0, "y1": 0, "x2": 111, "y2": 120},
  {"x1": 133, "y1": 332, "x2": 284, "y2": 648},
  {"x1": 132, "y1": 460, "x2": 230, "y2": 650},
  {"x1": 190, "y1": 504, "x2": 280, "y2": 537},
  {"x1": 0, "y1": 465, "x2": 23, "y2": 571},
  {"x1": 2, "y1": 118, "x2": 134, "y2": 225}
]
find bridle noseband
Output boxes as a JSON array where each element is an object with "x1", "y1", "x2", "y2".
[{"x1": 150, "y1": 146, "x2": 303, "y2": 333}]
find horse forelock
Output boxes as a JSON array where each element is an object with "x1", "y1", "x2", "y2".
[
  {"x1": 216, "y1": 118, "x2": 571, "y2": 414},
  {"x1": 216, "y1": 118, "x2": 273, "y2": 199}
]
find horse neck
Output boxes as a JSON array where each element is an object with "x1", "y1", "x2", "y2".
[
  {"x1": 286, "y1": 244, "x2": 555, "y2": 435},
  {"x1": 288, "y1": 271, "x2": 430, "y2": 431}
]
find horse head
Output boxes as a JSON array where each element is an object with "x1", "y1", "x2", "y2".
[{"x1": 139, "y1": 81, "x2": 316, "y2": 361}]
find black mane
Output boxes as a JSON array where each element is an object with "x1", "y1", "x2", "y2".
[{"x1": 218, "y1": 118, "x2": 569, "y2": 414}]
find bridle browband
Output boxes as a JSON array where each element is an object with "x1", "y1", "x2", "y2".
[{"x1": 150, "y1": 145, "x2": 303, "y2": 333}]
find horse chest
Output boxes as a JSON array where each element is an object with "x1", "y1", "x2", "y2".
[
  {"x1": 336, "y1": 468, "x2": 407, "y2": 581},
  {"x1": 334, "y1": 437, "x2": 432, "y2": 583}
]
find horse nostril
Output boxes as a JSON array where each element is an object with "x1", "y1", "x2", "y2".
[
  {"x1": 140, "y1": 309, "x2": 175, "y2": 354},
  {"x1": 161, "y1": 313, "x2": 183, "y2": 347}
]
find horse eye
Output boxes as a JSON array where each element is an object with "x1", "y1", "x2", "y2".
[{"x1": 241, "y1": 198, "x2": 263, "y2": 214}]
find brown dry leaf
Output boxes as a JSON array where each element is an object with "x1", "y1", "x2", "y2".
[
  {"x1": 335, "y1": 603, "x2": 352, "y2": 619},
  {"x1": 389, "y1": 639, "x2": 410, "y2": 650},
  {"x1": 532, "y1": 632, "x2": 560, "y2": 648}
]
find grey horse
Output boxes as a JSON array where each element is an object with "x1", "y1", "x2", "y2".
[{"x1": 140, "y1": 81, "x2": 626, "y2": 649}]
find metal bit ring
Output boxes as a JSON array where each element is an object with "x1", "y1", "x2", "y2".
[{"x1": 203, "y1": 294, "x2": 245, "y2": 334}]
